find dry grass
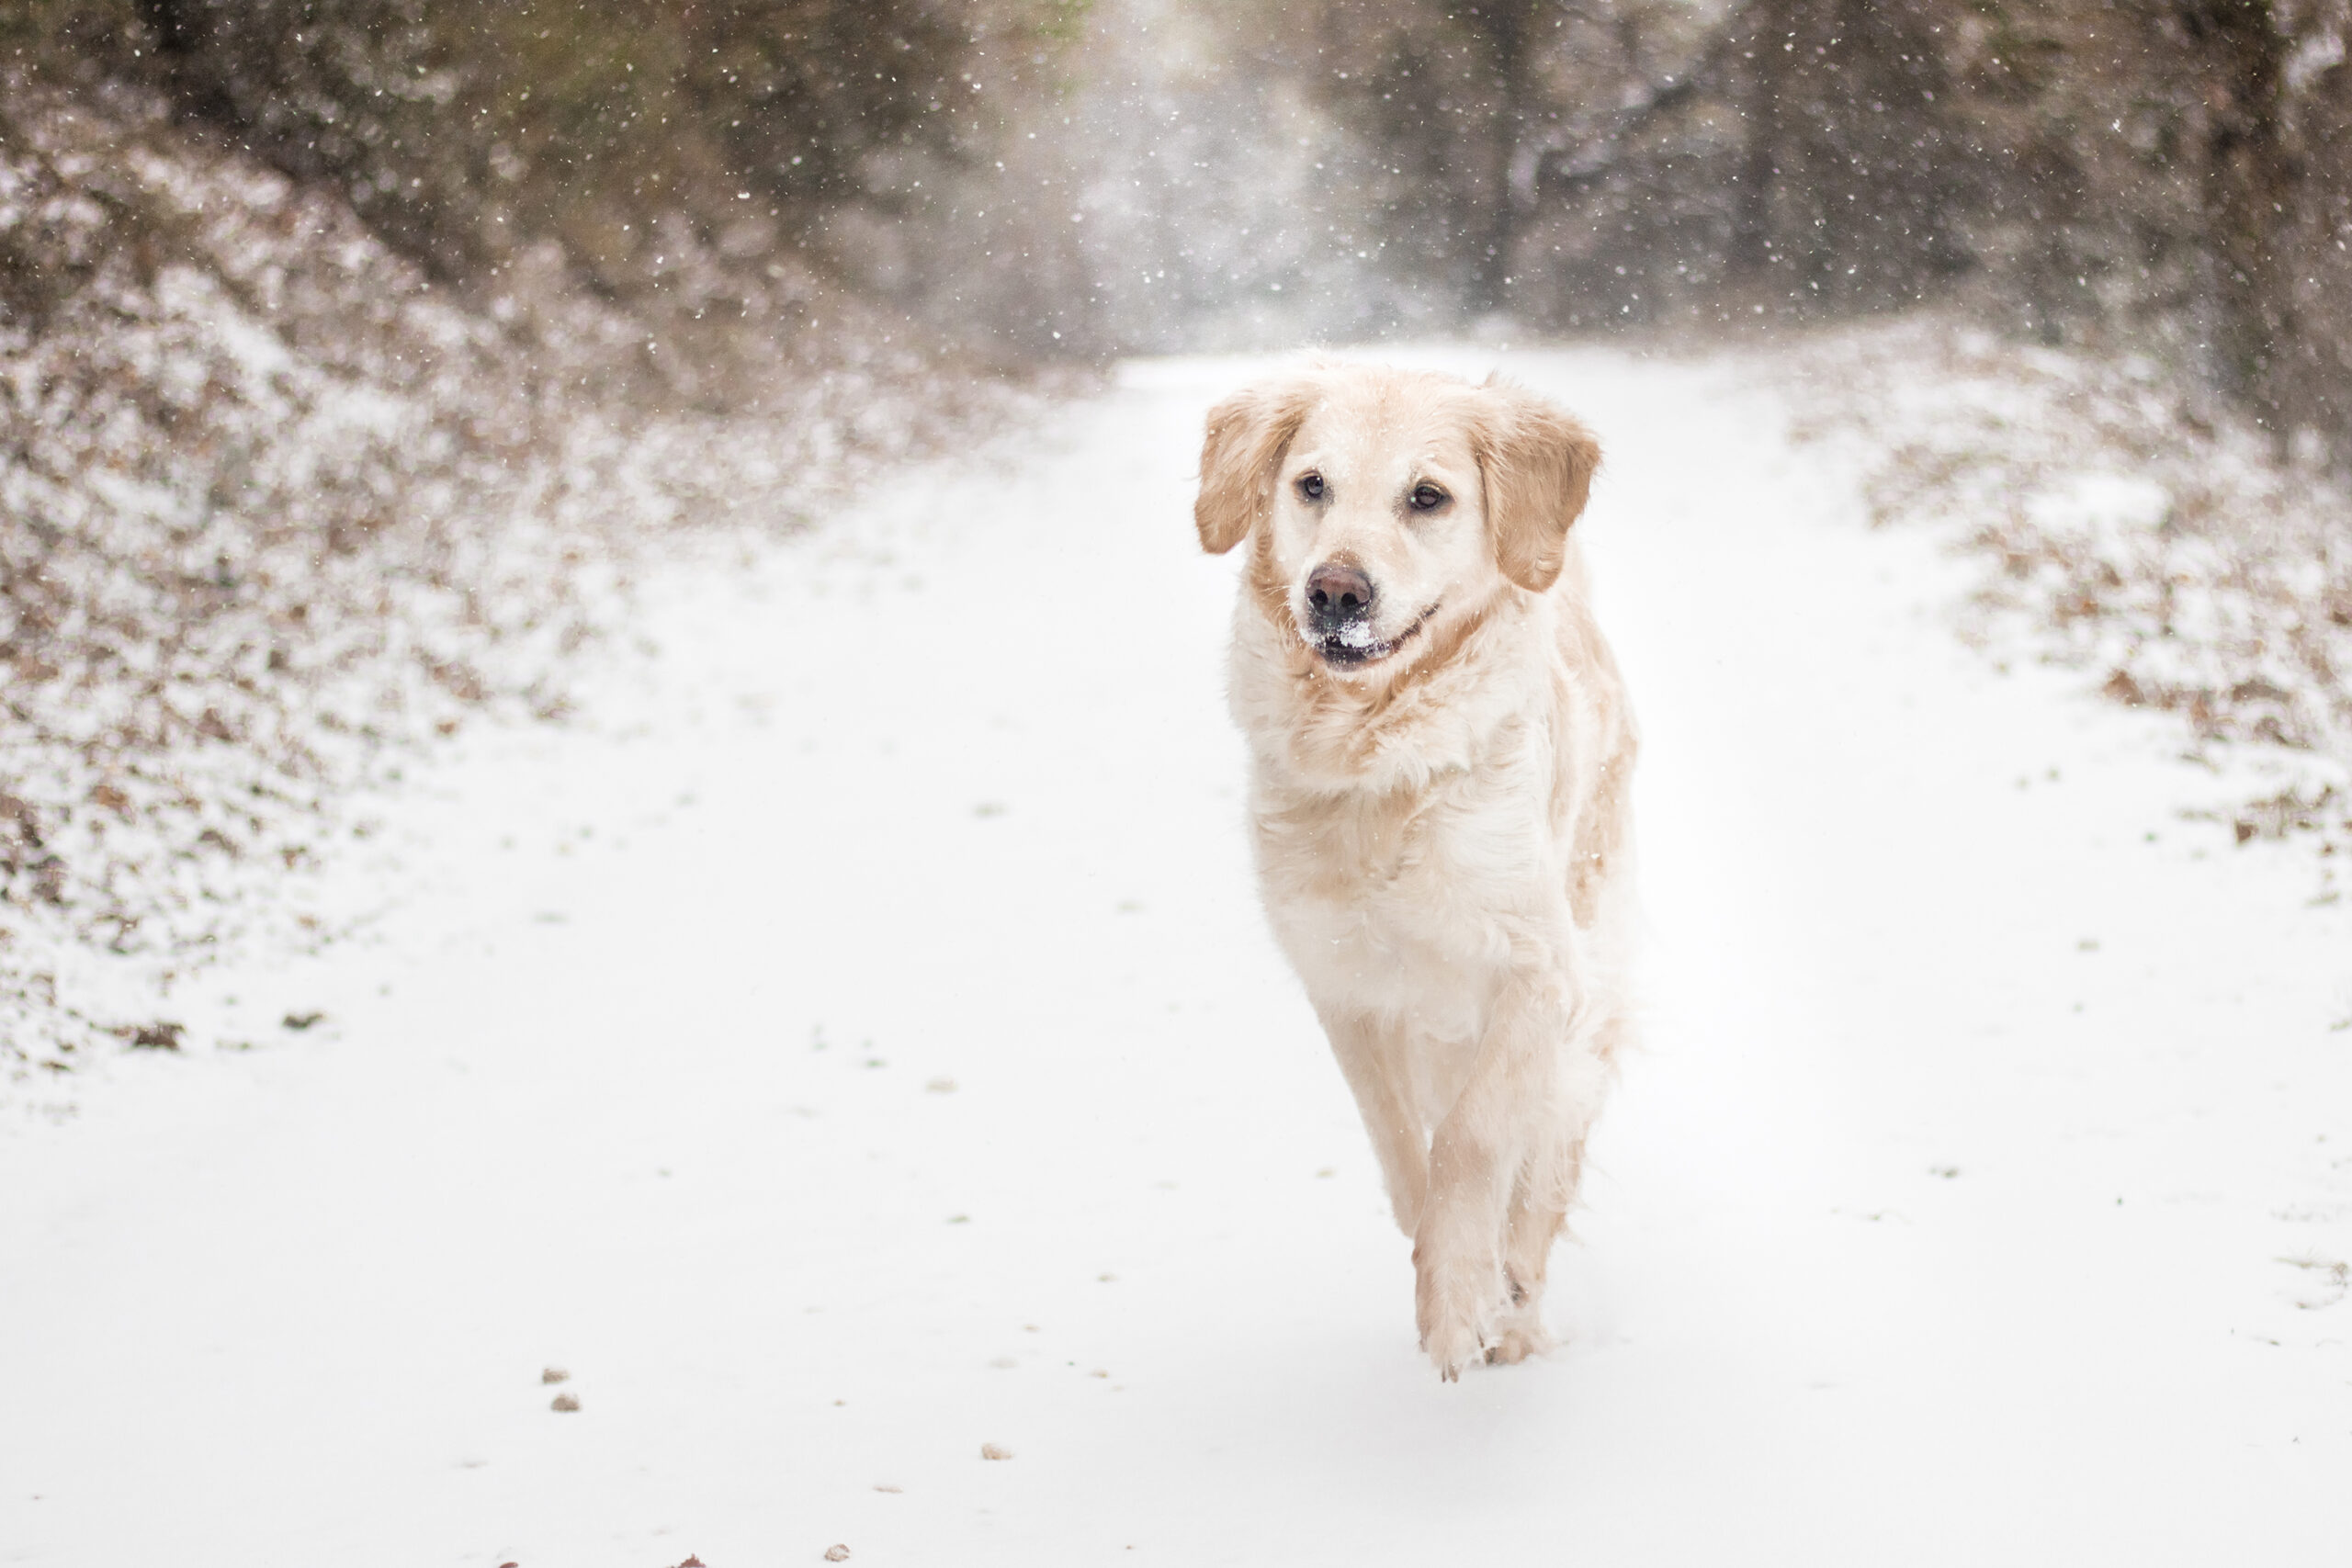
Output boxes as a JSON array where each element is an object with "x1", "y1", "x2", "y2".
[{"x1": 1787, "y1": 314, "x2": 2352, "y2": 874}]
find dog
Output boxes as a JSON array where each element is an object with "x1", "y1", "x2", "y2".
[{"x1": 1193, "y1": 362, "x2": 1637, "y2": 1379}]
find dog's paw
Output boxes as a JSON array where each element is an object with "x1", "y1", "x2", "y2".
[
  {"x1": 1420, "y1": 1314, "x2": 1487, "y2": 1382},
  {"x1": 1481, "y1": 1312, "x2": 1552, "y2": 1366},
  {"x1": 1415, "y1": 1251, "x2": 1503, "y2": 1382},
  {"x1": 1480, "y1": 1274, "x2": 1552, "y2": 1366}
]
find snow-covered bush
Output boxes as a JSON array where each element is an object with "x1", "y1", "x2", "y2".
[
  {"x1": 1795, "y1": 316, "x2": 2352, "y2": 858},
  {"x1": 0, "y1": 81, "x2": 1040, "y2": 1079}
]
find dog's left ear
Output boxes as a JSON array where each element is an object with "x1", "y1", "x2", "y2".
[{"x1": 1471, "y1": 379, "x2": 1602, "y2": 593}]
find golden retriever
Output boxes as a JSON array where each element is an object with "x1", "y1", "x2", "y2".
[{"x1": 1194, "y1": 362, "x2": 1637, "y2": 1379}]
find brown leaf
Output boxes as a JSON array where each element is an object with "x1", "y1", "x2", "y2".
[{"x1": 2101, "y1": 669, "x2": 2147, "y2": 707}]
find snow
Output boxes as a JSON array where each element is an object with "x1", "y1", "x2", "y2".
[{"x1": 4, "y1": 345, "x2": 2349, "y2": 1566}]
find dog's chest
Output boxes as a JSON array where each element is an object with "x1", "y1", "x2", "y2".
[{"x1": 1252, "y1": 740, "x2": 1558, "y2": 1019}]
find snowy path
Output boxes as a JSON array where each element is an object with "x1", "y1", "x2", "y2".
[{"x1": 6, "y1": 347, "x2": 2350, "y2": 1567}]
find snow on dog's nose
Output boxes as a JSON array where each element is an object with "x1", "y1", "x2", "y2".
[{"x1": 1305, "y1": 559, "x2": 1377, "y2": 633}]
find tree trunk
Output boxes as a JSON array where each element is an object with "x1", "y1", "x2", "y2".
[
  {"x1": 1465, "y1": 0, "x2": 1544, "y2": 315},
  {"x1": 1725, "y1": 0, "x2": 1967, "y2": 309},
  {"x1": 2180, "y1": 0, "x2": 2294, "y2": 423}
]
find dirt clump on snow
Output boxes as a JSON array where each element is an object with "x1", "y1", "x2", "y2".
[{"x1": 0, "y1": 81, "x2": 1055, "y2": 1090}]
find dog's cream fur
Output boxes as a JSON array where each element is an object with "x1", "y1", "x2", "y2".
[{"x1": 1195, "y1": 363, "x2": 1637, "y2": 1380}]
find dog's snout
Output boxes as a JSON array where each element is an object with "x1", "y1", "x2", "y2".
[{"x1": 1306, "y1": 560, "x2": 1377, "y2": 627}]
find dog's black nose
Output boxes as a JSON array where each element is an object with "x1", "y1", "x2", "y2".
[{"x1": 1306, "y1": 560, "x2": 1377, "y2": 628}]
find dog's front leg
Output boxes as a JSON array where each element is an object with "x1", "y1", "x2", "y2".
[
  {"x1": 1318, "y1": 1009, "x2": 1429, "y2": 1236},
  {"x1": 1414, "y1": 974, "x2": 1586, "y2": 1381}
]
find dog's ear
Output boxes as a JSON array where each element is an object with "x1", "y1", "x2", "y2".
[
  {"x1": 1195, "y1": 378, "x2": 1315, "y2": 555},
  {"x1": 1471, "y1": 379, "x2": 1602, "y2": 592}
]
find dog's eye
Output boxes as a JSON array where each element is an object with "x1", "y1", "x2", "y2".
[
  {"x1": 1297, "y1": 472, "x2": 1325, "y2": 502},
  {"x1": 1409, "y1": 483, "x2": 1447, "y2": 512}
]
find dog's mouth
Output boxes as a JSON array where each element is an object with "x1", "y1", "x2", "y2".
[{"x1": 1306, "y1": 602, "x2": 1442, "y2": 670}]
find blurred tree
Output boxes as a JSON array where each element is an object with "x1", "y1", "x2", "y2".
[
  {"x1": 2264, "y1": 0, "x2": 2352, "y2": 443},
  {"x1": 1724, "y1": 0, "x2": 1971, "y2": 308},
  {"x1": 1294, "y1": 0, "x2": 1709, "y2": 317},
  {"x1": 1313, "y1": 0, "x2": 2349, "y2": 451},
  {"x1": 9, "y1": 0, "x2": 2352, "y2": 443},
  {"x1": 1439, "y1": 0, "x2": 1547, "y2": 314},
  {"x1": 114, "y1": 0, "x2": 1078, "y2": 307},
  {"x1": 2177, "y1": 0, "x2": 2294, "y2": 404}
]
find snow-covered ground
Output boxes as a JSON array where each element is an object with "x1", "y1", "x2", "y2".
[{"x1": 5, "y1": 346, "x2": 2349, "y2": 1566}]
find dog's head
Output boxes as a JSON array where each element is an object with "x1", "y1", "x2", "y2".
[{"x1": 1194, "y1": 365, "x2": 1600, "y2": 676}]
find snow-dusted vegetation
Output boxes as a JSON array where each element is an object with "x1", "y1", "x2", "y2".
[
  {"x1": 0, "y1": 71, "x2": 1051, "y2": 1077},
  {"x1": 1791, "y1": 317, "x2": 2352, "y2": 863}
]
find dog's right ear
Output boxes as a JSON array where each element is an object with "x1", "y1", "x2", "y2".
[{"x1": 1194, "y1": 379, "x2": 1315, "y2": 555}]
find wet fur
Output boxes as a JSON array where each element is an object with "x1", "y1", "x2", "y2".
[{"x1": 1196, "y1": 363, "x2": 1637, "y2": 1379}]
